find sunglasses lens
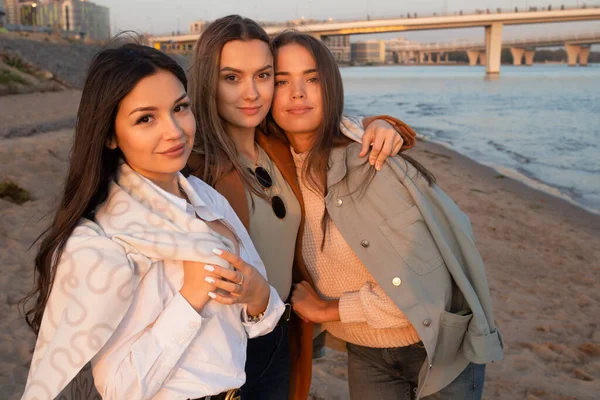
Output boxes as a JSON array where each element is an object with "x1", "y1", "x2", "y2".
[
  {"x1": 254, "y1": 166, "x2": 273, "y2": 188},
  {"x1": 271, "y1": 196, "x2": 287, "y2": 219}
]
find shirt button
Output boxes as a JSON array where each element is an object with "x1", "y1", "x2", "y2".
[
  {"x1": 336, "y1": 198, "x2": 343, "y2": 206},
  {"x1": 392, "y1": 277, "x2": 402, "y2": 286},
  {"x1": 360, "y1": 240, "x2": 370, "y2": 248},
  {"x1": 423, "y1": 318, "x2": 432, "y2": 327}
]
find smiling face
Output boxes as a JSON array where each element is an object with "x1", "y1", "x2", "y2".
[
  {"x1": 271, "y1": 43, "x2": 324, "y2": 143},
  {"x1": 111, "y1": 69, "x2": 196, "y2": 184},
  {"x1": 216, "y1": 39, "x2": 274, "y2": 136}
]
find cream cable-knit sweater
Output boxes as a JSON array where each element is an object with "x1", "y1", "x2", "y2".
[{"x1": 292, "y1": 150, "x2": 420, "y2": 348}]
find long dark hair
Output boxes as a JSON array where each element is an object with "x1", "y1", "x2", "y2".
[
  {"x1": 267, "y1": 31, "x2": 435, "y2": 245},
  {"x1": 188, "y1": 15, "x2": 272, "y2": 197},
  {"x1": 22, "y1": 43, "x2": 188, "y2": 334}
]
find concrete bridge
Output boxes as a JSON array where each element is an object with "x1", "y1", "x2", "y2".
[
  {"x1": 150, "y1": 6, "x2": 600, "y2": 75},
  {"x1": 387, "y1": 32, "x2": 600, "y2": 66}
]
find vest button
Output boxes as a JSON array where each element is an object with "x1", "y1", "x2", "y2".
[
  {"x1": 336, "y1": 198, "x2": 343, "y2": 206},
  {"x1": 423, "y1": 318, "x2": 432, "y2": 327},
  {"x1": 360, "y1": 240, "x2": 370, "y2": 248},
  {"x1": 392, "y1": 277, "x2": 402, "y2": 286}
]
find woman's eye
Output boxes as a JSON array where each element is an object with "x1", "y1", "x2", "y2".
[
  {"x1": 307, "y1": 77, "x2": 319, "y2": 83},
  {"x1": 225, "y1": 75, "x2": 238, "y2": 82},
  {"x1": 258, "y1": 72, "x2": 271, "y2": 79},
  {"x1": 174, "y1": 103, "x2": 189, "y2": 113},
  {"x1": 137, "y1": 115, "x2": 153, "y2": 124},
  {"x1": 275, "y1": 80, "x2": 287, "y2": 86}
]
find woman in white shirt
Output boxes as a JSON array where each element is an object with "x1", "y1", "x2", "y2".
[{"x1": 21, "y1": 43, "x2": 284, "y2": 400}]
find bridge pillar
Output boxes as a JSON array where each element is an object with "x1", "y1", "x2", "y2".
[
  {"x1": 467, "y1": 50, "x2": 479, "y2": 66},
  {"x1": 565, "y1": 43, "x2": 581, "y2": 66},
  {"x1": 510, "y1": 47, "x2": 525, "y2": 65},
  {"x1": 579, "y1": 47, "x2": 590, "y2": 66},
  {"x1": 479, "y1": 51, "x2": 487, "y2": 66},
  {"x1": 417, "y1": 51, "x2": 424, "y2": 64},
  {"x1": 444, "y1": 53, "x2": 449, "y2": 62},
  {"x1": 426, "y1": 52, "x2": 433, "y2": 64},
  {"x1": 485, "y1": 22, "x2": 503, "y2": 75},
  {"x1": 524, "y1": 49, "x2": 535, "y2": 66},
  {"x1": 435, "y1": 53, "x2": 441, "y2": 64}
]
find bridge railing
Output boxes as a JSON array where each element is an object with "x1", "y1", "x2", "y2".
[{"x1": 150, "y1": 3, "x2": 600, "y2": 38}]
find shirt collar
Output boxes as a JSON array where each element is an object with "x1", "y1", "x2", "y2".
[{"x1": 137, "y1": 172, "x2": 209, "y2": 214}]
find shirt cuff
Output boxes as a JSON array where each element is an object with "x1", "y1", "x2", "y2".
[
  {"x1": 152, "y1": 292, "x2": 204, "y2": 350},
  {"x1": 339, "y1": 291, "x2": 367, "y2": 324},
  {"x1": 242, "y1": 285, "x2": 285, "y2": 339}
]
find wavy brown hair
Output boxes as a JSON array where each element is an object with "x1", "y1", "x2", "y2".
[
  {"x1": 188, "y1": 15, "x2": 272, "y2": 197},
  {"x1": 22, "y1": 43, "x2": 188, "y2": 334}
]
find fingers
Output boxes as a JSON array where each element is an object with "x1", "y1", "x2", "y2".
[
  {"x1": 359, "y1": 129, "x2": 375, "y2": 157},
  {"x1": 392, "y1": 135, "x2": 404, "y2": 155},
  {"x1": 369, "y1": 130, "x2": 385, "y2": 169},
  {"x1": 374, "y1": 135, "x2": 394, "y2": 171},
  {"x1": 208, "y1": 290, "x2": 240, "y2": 305},
  {"x1": 212, "y1": 248, "x2": 250, "y2": 274},
  {"x1": 204, "y1": 264, "x2": 241, "y2": 284},
  {"x1": 205, "y1": 274, "x2": 242, "y2": 295}
]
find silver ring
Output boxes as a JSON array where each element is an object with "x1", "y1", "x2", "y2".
[{"x1": 237, "y1": 273, "x2": 245, "y2": 286}]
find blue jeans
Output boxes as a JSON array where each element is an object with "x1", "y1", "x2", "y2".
[
  {"x1": 347, "y1": 342, "x2": 486, "y2": 400},
  {"x1": 240, "y1": 324, "x2": 290, "y2": 400}
]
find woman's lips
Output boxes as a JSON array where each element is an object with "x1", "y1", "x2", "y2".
[
  {"x1": 239, "y1": 106, "x2": 262, "y2": 116},
  {"x1": 286, "y1": 106, "x2": 313, "y2": 115},
  {"x1": 158, "y1": 143, "x2": 185, "y2": 157}
]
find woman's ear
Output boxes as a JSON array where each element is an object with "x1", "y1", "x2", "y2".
[{"x1": 106, "y1": 136, "x2": 117, "y2": 150}]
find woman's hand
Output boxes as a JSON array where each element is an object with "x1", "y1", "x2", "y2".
[
  {"x1": 360, "y1": 119, "x2": 404, "y2": 171},
  {"x1": 207, "y1": 248, "x2": 271, "y2": 316},
  {"x1": 180, "y1": 261, "x2": 217, "y2": 313},
  {"x1": 290, "y1": 281, "x2": 340, "y2": 324}
]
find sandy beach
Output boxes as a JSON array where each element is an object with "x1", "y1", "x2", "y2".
[{"x1": 0, "y1": 90, "x2": 598, "y2": 400}]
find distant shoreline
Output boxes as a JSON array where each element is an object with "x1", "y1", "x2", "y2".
[{"x1": 338, "y1": 61, "x2": 598, "y2": 67}]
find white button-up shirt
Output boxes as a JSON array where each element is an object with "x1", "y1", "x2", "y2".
[{"x1": 90, "y1": 174, "x2": 285, "y2": 399}]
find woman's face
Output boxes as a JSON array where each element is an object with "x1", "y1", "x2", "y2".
[
  {"x1": 271, "y1": 43, "x2": 323, "y2": 139},
  {"x1": 217, "y1": 39, "x2": 274, "y2": 134},
  {"x1": 112, "y1": 69, "x2": 195, "y2": 183}
]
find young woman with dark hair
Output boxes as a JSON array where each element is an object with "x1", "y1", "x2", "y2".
[
  {"x1": 21, "y1": 43, "x2": 284, "y2": 400},
  {"x1": 267, "y1": 31, "x2": 504, "y2": 400}
]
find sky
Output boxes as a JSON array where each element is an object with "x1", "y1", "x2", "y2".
[{"x1": 94, "y1": 0, "x2": 600, "y2": 44}]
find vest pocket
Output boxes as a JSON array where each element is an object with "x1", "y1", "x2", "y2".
[{"x1": 379, "y1": 205, "x2": 445, "y2": 275}]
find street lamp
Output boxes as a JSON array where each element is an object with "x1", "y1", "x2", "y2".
[{"x1": 31, "y1": 3, "x2": 37, "y2": 31}]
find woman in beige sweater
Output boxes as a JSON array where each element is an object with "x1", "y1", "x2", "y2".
[{"x1": 266, "y1": 32, "x2": 503, "y2": 400}]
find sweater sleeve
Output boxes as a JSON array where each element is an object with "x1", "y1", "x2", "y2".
[{"x1": 338, "y1": 281, "x2": 412, "y2": 329}]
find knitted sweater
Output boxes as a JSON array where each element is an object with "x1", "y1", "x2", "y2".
[{"x1": 292, "y1": 150, "x2": 420, "y2": 348}]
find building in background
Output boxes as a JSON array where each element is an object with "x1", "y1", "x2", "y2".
[
  {"x1": 4, "y1": 0, "x2": 24, "y2": 25},
  {"x1": 3, "y1": 0, "x2": 110, "y2": 41},
  {"x1": 351, "y1": 40, "x2": 386, "y2": 64},
  {"x1": 0, "y1": 3, "x2": 5, "y2": 27},
  {"x1": 60, "y1": 0, "x2": 109, "y2": 40},
  {"x1": 189, "y1": 20, "x2": 206, "y2": 34},
  {"x1": 322, "y1": 35, "x2": 350, "y2": 63}
]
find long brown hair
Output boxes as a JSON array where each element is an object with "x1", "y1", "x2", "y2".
[
  {"x1": 267, "y1": 31, "x2": 435, "y2": 245},
  {"x1": 188, "y1": 15, "x2": 271, "y2": 197},
  {"x1": 22, "y1": 44, "x2": 188, "y2": 334}
]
